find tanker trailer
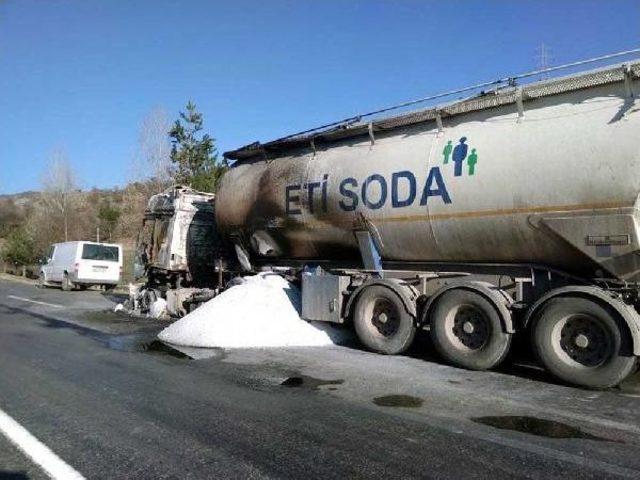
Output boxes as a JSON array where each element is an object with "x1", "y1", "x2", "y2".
[{"x1": 219, "y1": 58, "x2": 640, "y2": 389}]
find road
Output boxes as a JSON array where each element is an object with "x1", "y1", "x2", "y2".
[{"x1": 1, "y1": 277, "x2": 640, "y2": 479}]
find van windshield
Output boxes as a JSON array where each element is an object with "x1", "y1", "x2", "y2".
[{"x1": 81, "y1": 244, "x2": 119, "y2": 262}]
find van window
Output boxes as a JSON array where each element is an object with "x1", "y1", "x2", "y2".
[{"x1": 81, "y1": 244, "x2": 119, "y2": 262}]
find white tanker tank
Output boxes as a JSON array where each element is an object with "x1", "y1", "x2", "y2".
[
  {"x1": 219, "y1": 57, "x2": 640, "y2": 389},
  {"x1": 220, "y1": 61, "x2": 640, "y2": 282}
]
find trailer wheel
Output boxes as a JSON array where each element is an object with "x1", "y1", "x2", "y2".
[
  {"x1": 532, "y1": 296, "x2": 636, "y2": 389},
  {"x1": 430, "y1": 289, "x2": 511, "y2": 370},
  {"x1": 61, "y1": 273, "x2": 74, "y2": 292},
  {"x1": 353, "y1": 286, "x2": 416, "y2": 355}
]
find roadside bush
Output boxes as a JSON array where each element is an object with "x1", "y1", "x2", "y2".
[{"x1": 1, "y1": 228, "x2": 38, "y2": 271}]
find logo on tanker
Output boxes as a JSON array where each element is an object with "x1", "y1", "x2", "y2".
[
  {"x1": 442, "y1": 137, "x2": 478, "y2": 176},
  {"x1": 284, "y1": 136, "x2": 478, "y2": 215}
]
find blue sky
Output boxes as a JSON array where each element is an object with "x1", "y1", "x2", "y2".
[{"x1": 1, "y1": 0, "x2": 638, "y2": 193}]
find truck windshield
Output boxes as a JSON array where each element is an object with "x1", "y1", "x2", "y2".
[{"x1": 81, "y1": 244, "x2": 119, "y2": 262}]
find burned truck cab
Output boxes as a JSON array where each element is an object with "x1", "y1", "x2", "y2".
[{"x1": 134, "y1": 186, "x2": 231, "y2": 291}]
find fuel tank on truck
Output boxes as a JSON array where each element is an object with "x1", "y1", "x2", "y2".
[{"x1": 219, "y1": 61, "x2": 640, "y2": 281}]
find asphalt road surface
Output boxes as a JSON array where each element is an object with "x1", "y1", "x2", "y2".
[{"x1": 1, "y1": 277, "x2": 640, "y2": 479}]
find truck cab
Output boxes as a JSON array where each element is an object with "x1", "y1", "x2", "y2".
[{"x1": 133, "y1": 186, "x2": 228, "y2": 289}]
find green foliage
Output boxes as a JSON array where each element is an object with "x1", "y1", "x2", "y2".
[
  {"x1": 97, "y1": 202, "x2": 121, "y2": 241},
  {"x1": 1, "y1": 228, "x2": 37, "y2": 266},
  {"x1": 169, "y1": 101, "x2": 227, "y2": 192}
]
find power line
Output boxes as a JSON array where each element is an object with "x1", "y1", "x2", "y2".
[{"x1": 272, "y1": 47, "x2": 640, "y2": 144}]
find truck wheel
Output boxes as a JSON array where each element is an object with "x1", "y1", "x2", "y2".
[
  {"x1": 532, "y1": 296, "x2": 637, "y2": 389},
  {"x1": 353, "y1": 286, "x2": 416, "y2": 355},
  {"x1": 430, "y1": 289, "x2": 511, "y2": 370},
  {"x1": 61, "y1": 273, "x2": 74, "y2": 291}
]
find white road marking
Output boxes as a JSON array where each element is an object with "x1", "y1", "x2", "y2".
[
  {"x1": 7, "y1": 295, "x2": 64, "y2": 308},
  {"x1": 0, "y1": 407, "x2": 85, "y2": 480}
]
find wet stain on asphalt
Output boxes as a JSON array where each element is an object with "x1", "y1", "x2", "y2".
[
  {"x1": 16, "y1": 307, "x2": 190, "y2": 361},
  {"x1": 281, "y1": 375, "x2": 344, "y2": 389},
  {"x1": 373, "y1": 395, "x2": 423, "y2": 408},
  {"x1": 80, "y1": 309, "x2": 135, "y2": 323},
  {"x1": 105, "y1": 335, "x2": 193, "y2": 359},
  {"x1": 141, "y1": 340, "x2": 192, "y2": 359},
  {"x1": 472, "y1": 416, "x2": 623, "y2": 442}
]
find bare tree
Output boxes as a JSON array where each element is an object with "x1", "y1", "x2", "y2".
[
  {"x1": 133, "y1": 106, "x2": 174, "y2": 190},
  {"x1": 40, "y1": 148, "x2": 78, "y2": 242},
  {"x1": 118, "y1": 106, "x2": 174, "y2": 240}
]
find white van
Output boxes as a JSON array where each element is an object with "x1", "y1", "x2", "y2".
[{"x1": 39, "y1": 241, "x2": 122, "y2": 291}]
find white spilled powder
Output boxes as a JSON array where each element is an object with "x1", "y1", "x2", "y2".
[{"x1": 158, "y1": 273, "x2": 350, "y2": 348}]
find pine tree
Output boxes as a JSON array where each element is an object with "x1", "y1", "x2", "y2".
[{"x1": 169, "y1": 101, "x2": 226, "y2": 192}]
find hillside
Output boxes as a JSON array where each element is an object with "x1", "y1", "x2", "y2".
[{"x1": 0, "y1": 182, "x2": 161, "y2": 281}]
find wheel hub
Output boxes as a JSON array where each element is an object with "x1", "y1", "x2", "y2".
[
  {"x1": 574, "y1": 333, "x2": 589, "y2": 349},
  {"x1": 559, "y1": 315, "x2": 610, "y2": 367},
  {"x1": 371, "y1": 299, "x2": 400, "y2": 337},
  {"x1": 451, "y1": 306, "x2": 489, "y2": 350}
]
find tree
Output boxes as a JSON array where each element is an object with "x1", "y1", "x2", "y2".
[
  {"x1": 134, "y1": 106, "x2": 174, "y2": 191},
  {"x1": 0, "y1": 198, "x2": 27, "y2": 238},
  {"x1": 97, "y1": 202, "x2": 121, "y2": 242},
  {"x1": 1, "y1": 228, "x2": 37, "y2": 275},
  {"x1": 169, "y1": 101, "x2": 226, "y2": 192},
  {"x1": 40, "y1": 148, "x2": 78, "y2": 242}
]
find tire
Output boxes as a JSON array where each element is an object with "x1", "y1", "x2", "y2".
[
  {"x1": 430, "y1": 289, "x2": 511, "y2": 370},
  {"x1": 61, "y1": 273, "x2": 74, "y2": 292},
  {"x1": 532, "y1": 296, "x2": 637, "y2": 389},
  {"x1": 104, "y1": 284, "x2": 116, "y2": 292},
  {"x1": 353, "y1": 285, "x2": 416, "y2": 355}
]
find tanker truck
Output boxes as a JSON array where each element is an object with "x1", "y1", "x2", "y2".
[{"x1": 212, "y1": 58, "x2": 640, "y2": 389}]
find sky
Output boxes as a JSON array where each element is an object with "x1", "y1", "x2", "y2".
[{"x1": 1, "y1": 0, "x2": 639, "y2": 194}]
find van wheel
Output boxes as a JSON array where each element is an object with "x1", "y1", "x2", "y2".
[
  {"x1": 532, "y1": 296, "x2": 637, "y2": 389},
  {"x1": 61, "y1": 273, "x2": 74, "y2": 291},
  {"x1": 430, "y1": 289, "x2": 511, "y2": 370},
  {"x1": 104, "y1": 284, "x2": 116, "y2": 292},
  {"x1": 353, "y1": 286, "x2": 416, "y2": 355}
]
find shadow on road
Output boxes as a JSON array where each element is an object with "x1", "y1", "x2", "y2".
[{"x1": 0, "y1": 472, "x2": 29, "y2": 480}]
